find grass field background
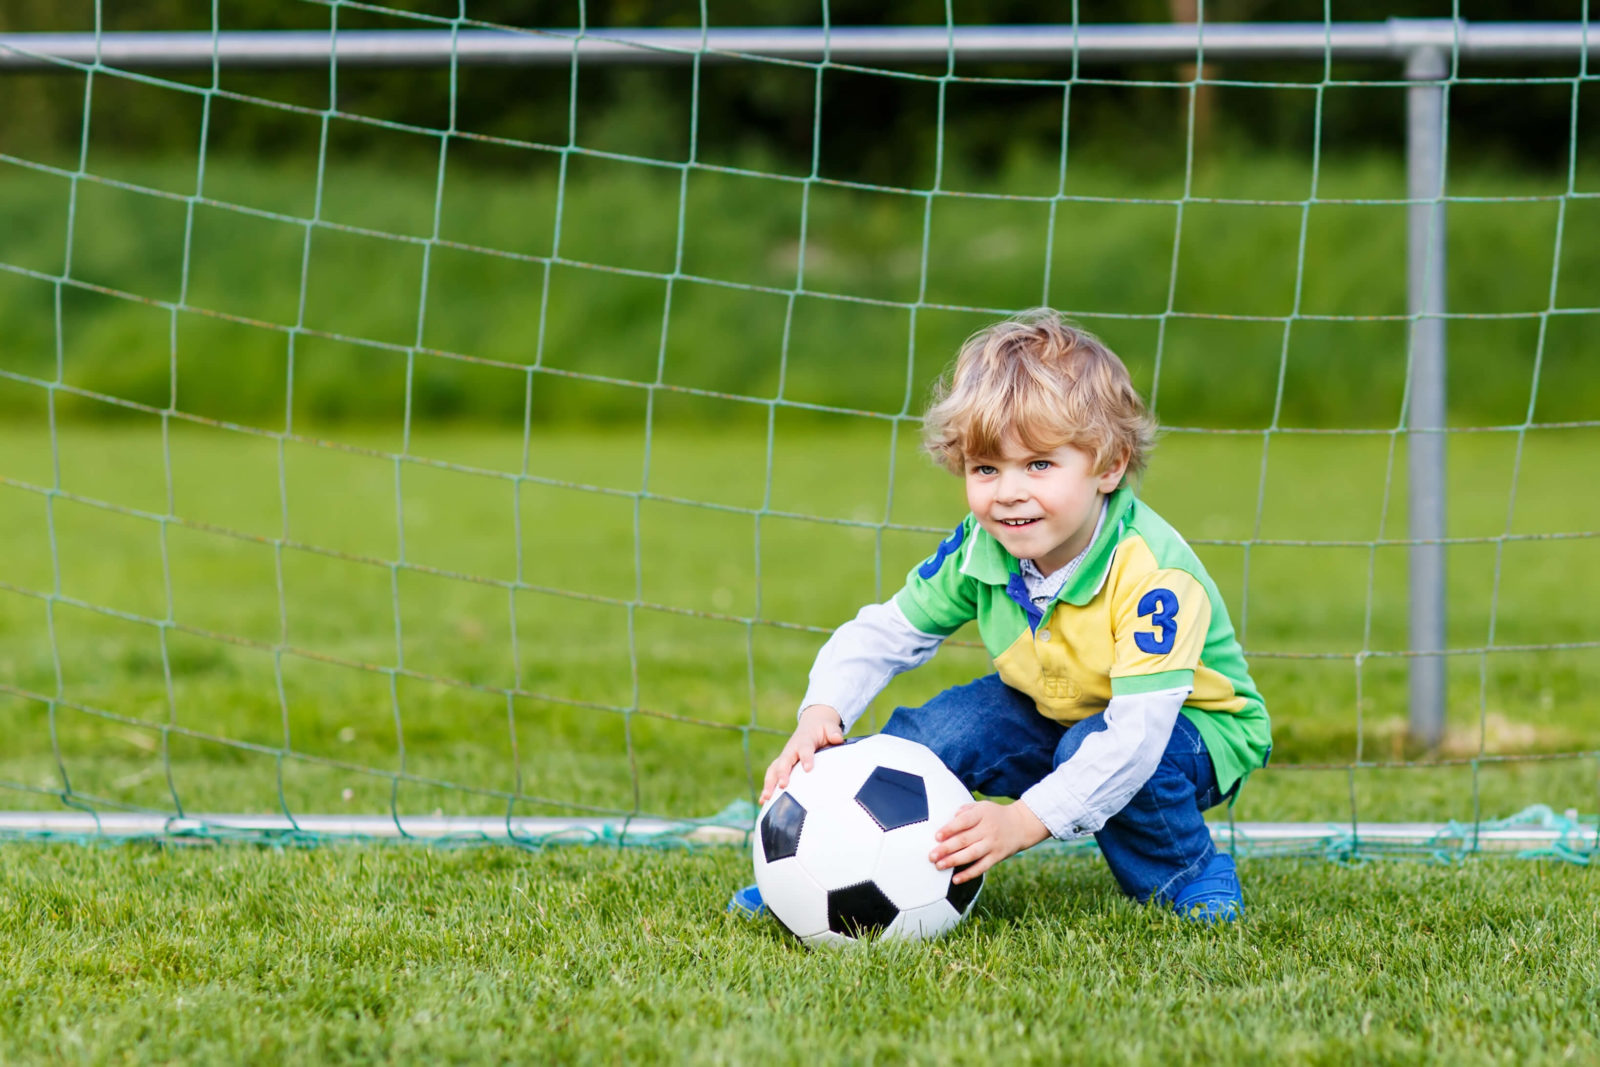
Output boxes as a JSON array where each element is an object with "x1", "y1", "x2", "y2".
[
  {"x1": 0, "y1": 421, "x2": 1595, "y2": 827},
  {"x1": 2, "y1": 149, "x2": 1598, "y2": 1063}
]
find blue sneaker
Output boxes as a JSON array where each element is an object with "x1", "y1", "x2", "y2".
[
  {"x1": 727, "y1": 883, "x2": 767, "y2": 919},
  {"x1": 1171, "y1": 853, "x2": 1243, "y2": 923}
]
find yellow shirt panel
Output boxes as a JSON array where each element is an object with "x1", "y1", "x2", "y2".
[
  {"x1": 1106, "y1": 539, "x2": 1211, "y2": 680},
  {"x1": 1189, "y1": 664, "x2": 1248, "y2": 712},
  {"x1": 988, "y1": 535, "x2": 1245, "y2": 725},
  {"x1": 991, "y1": 605, "x2": 1115, "y2": 724}
]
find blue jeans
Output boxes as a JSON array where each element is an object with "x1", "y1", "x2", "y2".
[{"x1": 882, "y1": 674, "x2": 1230, "y2": 903}]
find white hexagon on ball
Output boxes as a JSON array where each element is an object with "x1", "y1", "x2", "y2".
[
  {"x1": 885, "y1": 899, "x2": 963, "y2": 941},
  {"x1": 873, "y1": 823, "x2": 952, "y2": 911},
  {"x1": 752, "y1": 734, "x2": 984, "y2": 946},
  {"x1": 782, "y1": 748, "x2": 875, "y2": 811},
  {"x1": 795, "y1": 794, "x2": 885, "y2": 890},
  {"x1": 753, "y1": 856, "x2": 829, "y2": 938}
]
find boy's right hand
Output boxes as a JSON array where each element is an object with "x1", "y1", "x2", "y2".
[{"x1": 759, "y1": 704, "x2": 845, "y2": 803}]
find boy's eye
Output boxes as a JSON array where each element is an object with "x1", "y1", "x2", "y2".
[
  {"x1": 972, "y1": 465, "x2": 997, "y2": 476},
  {"x1": 1028, "y1": 460, "x2": 1052, "y2": 471}
]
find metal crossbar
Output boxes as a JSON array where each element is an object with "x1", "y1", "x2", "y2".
[{"x1": 3, "y1": 22, "x2": 1600, "y2": 70}]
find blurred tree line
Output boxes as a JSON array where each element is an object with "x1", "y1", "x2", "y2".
[{"x1": 1, "y1": 0, "x2": 1593, "y2": 183}]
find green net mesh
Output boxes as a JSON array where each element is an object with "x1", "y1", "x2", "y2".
[{"x1": 0, "y1": 4, "x2": 1595, "y2": 862}]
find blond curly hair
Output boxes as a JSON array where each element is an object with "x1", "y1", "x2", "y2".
[{"x1": 922, "y1": 309, "x2": 1156, "y2": 481}]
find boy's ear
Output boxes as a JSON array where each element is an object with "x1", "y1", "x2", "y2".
[{"x1": 1097, "y1": 450, "x2": 1130, "y2": 492}]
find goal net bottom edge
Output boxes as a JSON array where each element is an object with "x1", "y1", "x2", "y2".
[{"x1": 0, "y1": 810, "x2": 1591, "y2": 855}]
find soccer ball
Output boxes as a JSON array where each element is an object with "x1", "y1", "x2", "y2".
[{"x1": 753, "y1": 734, "x2": 983, "y2": 946}]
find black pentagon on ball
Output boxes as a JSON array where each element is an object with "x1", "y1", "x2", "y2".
[
  {"x1": 760, "y1": 792, "x2": 806, "y2": 862},
  {"x1": 853, "y1": 766, "x2": 928, "y2": 832},
  {"x1": 827, "y1": 880, "x2": 900, "y2": 938},
  {"x1": 947, "y1": 863, "x2": 983, "y2": 914}
]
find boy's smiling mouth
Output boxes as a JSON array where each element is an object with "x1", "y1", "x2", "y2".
[{"x1": 998, "y1": 518, "x2": 1040, "y2": 526}]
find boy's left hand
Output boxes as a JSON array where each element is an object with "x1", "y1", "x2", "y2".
[{"x1": 929, "y1": 800, "x2": 1051, "y2": 883}]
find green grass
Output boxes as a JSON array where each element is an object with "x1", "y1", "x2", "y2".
[
  {"x1": 3, "y1": 152, "x2": 1600, "y2": 429},
  {"x1": 0, "y1": 844, "x2": 1595, "y2": 1064},
  {"x1": 1, "y1": 422, "x2": 1596, "y2": 828}
]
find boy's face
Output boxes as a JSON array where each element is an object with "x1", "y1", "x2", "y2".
[{"x1": 963, "y1": 439, "x2": 1126, "y2": 576}]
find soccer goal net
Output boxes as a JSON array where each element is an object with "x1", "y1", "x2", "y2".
[{"x1": 0, "y1": 9, "x2": 1594, "y2": 860}]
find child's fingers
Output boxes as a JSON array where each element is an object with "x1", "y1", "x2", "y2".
[
  {"x1": 929, "y1": 822, "x2": 983, "y2": 864},
  {"x1": 933, "y1": 838, "x2": 990, "y2": 873},
  {"x1": 950, "y1": 853, "x2": 996, "y2": 884},
  {"x1": 761, "y1": 758, "x2": 785, "y2": 801},
  {"x1": 760, "y1": 767, "x2": 780, "y2": 802},
  {"x1": 934, "y1": 803, "x2": 980, "y2": 841},
  {"x1": 773, "y1": 745, "x2": 802, "y2": 790},
  {"x1": 796, "y1": 738, "x2": 816, "y2": 773}
]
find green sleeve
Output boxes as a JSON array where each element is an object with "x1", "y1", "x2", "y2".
[
  {"x1": 1110, "y1": 669, "x2": 1195, "y2": 696},
  {"x1": 893, "y1": 517, "x2": 979, "y2": 636}
]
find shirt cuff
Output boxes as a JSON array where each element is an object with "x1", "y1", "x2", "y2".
[
  {"x1": 797, "y1": 689, "x2": 859, "y2": 733},
  {"x1": 1017, "y1": 779, "x2": 1095, "y2": 841}
]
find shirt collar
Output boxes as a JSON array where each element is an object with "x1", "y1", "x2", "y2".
[
  {"x1": 1019, "y1": 497, "x2": 1106, "y2": 601},
  {"x1": 958, "y1": 486, "x2": 1135, "y2": 605},
  {"x1": 958, "y1": 516, "x2": 1018, "y2": 585},
  {"x1": 1062, "y1": 486, "x2": 1134, "y2": 605}
]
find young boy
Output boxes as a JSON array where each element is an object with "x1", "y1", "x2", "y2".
[{"x1": 739, "y1": 309, "x2": 1271, "y2": 922}]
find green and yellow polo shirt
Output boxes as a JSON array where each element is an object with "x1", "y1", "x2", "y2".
[{"x1": 895, "y1": 486, "x2": 1272, "y2": 795}]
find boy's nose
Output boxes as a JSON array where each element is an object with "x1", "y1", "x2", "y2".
[{"x1": 996, "y1": 470, "x2": 1030, "y2": 503}]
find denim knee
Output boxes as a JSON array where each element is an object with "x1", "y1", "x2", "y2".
[
  {"x1": 880, "y1": 674, "x2": 1064, "y2": 798},
  {"x1": 1091, "y1": 715, "x2": 1222, "y2": 903}
]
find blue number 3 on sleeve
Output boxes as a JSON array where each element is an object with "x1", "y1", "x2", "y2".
[
  {"x1": 916, "y1": 522, "x2": 966, "y2": 580},
  {"x1": 1134, "y1": 588, "x2": 1178, "y2": 654}
]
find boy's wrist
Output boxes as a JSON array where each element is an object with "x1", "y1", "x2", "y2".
[
  {"x1": 1008, "y1": 800, "x2": 1051, "y2": 850},
  {"x1": 798, "y1": 703, "x2": 843, "y2": 730},
  {"x1": 797, "y1": 691, "x2": 855, "y2": 733}
]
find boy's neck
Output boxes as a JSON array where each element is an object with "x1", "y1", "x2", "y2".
[{"x1": 1027, "y1": 496, "x2": 1109, "y2": 578}]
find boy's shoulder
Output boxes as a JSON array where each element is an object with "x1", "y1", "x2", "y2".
[
  {"x1": 1092, "y1": 491, "x2": 1227, "y2": 613},
  {"x1": 909, "y1": 512, "x2": 1012, "y2": 587},
  {"x1": 1116, "y1": 492, "x2": 1205, "y2": 576}
]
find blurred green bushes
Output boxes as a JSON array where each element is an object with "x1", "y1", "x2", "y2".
[
  {"x1": 1, "y1": 149, "x2": 1597, "y2": 429},
  {"x1": 3, "y1": 1, "x2": 1596, "y2": 431}
]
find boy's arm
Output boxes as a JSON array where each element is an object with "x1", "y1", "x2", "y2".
[
  {"x1": 1016, "y1": 685, "x2": 1190, "y2": 839},
  {"x1": 1021, "y1": 560, "x2": 1214, "y2": 839},
  {"x1": 764, "y1": 519, "x2": 975, "y2": 802},
  {"x1": 929, "y1": 687, "x2": 1188, "y2": 879},
  {"x1": 799, "y1": 599, "x2": 947, "y2": 734},
  {"x1": 760, "y1": 600, "x2": 947, "y2": 803}
]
